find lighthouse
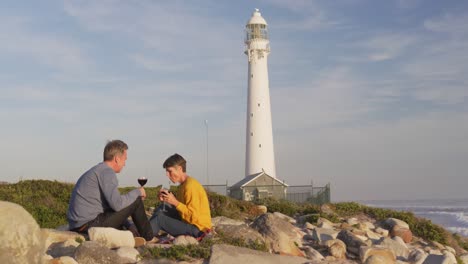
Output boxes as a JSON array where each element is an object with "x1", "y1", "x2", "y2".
[{"x1": 245, "y1": 9, "x2": 277, "y2": 179}]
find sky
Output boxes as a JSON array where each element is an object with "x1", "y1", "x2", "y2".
[{"x1": 1, "y1": 0, "x2": 467, "y2": 201}]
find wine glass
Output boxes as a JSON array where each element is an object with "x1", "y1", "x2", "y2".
[
  {"x1": 138, "y1": 177, "x2": 148, "y2": 187},
  {"x1": 161, "y1": 185, "x2": 168, "y2": 212}
]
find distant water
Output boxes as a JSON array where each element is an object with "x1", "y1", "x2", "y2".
[{"x1": 361, "y1": 198, "x2": 468, "y2": 237}]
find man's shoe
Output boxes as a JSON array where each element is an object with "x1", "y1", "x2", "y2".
[{"x1": 134, "y1": 237, "x2": 146, "y2": 247}]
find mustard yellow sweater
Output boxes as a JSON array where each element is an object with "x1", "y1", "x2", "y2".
[{"x1": 175, "y1": 176, "x2": 212, "y2": 232}]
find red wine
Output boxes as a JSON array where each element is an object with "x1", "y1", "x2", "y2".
[{"x1": 138, "y1": 178, "x2": 147, "y2": 186}]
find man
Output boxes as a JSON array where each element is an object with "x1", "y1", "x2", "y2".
[
  {"x1": 150, "y1": 154, "x2": 212, "y2": 238},
  {"x1": 67, "y1": 140, "x2": 154, "y2": 242}
]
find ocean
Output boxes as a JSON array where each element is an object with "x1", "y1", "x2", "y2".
[{"x1": 361, "y1": 198, "x2": 468, "y2": 237}]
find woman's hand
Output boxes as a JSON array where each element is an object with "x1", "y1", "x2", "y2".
[{"x1": 161, "y1": 190, "x2": 179, "y2": 207}]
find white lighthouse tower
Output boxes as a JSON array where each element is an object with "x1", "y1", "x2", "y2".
[{"x1": 245, "y1": 9, "x2": 277, "y2": 179}]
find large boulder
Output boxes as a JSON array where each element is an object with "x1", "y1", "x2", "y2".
[
  {"x1": 301, "y1": 246, "x2": 324, "y2": 261},
  {"x1": 115, "y1": 246, "x2": 140, "y2": 263},
  {"x1": 337, "y1": 230, "x2": 369, "y2": 255},
  {"x1": 408, "y1": 248, "x2": 428, "y2": 264},
  {"x1": 251, "y1": 213, "x2": 304, "y2": 256},
  {"x1": 209, "y1": 244, "x2": 310, "y2": 264},
  {"x1": 47, "y1": 239, "x2": 81, "y2": 258},
  {"x1": 74, "y1": 241, "x2": 124, "y2": 264},
  {"x1": 312, "y1": 227, "x2": 340, "y2": 244},
  {"x1": 326, "y1": 239, "x2": 347, "y2": 259},
  {"x1": 390, "y1": 225, "x2": 412, "y2": 243},
  {"x1": 215, "y1": 223, "x2": 265, "y2": 246},
  {"x1": 211, "y1": 216, "x2": 245, "y2": 227},
  {"x1": 88, "y1": 227, "x2": 134, "y2": 248},
  {"x1": 42, "y1": 229, "x2": 85, "y2": 249},
  {"x1": 0, "y1": 201, "x2": 46, "y2": 264},
  {"x1": 422, "y1": 252, "x2": 457, "y2": 264},
  {"x1": 360, "y1": 246, "x2": 396, "y2": 263},
  {"x1": 375, "y1": 236, "x2": 409, "y2": 259},
  {"x1": 384, "y1": 218, "x2": 410, "y2": 230},
  {"x1": 273, "y1": 212, "x2": 297, "y2": 224}
]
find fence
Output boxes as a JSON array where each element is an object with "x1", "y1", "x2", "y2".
[{"x1": 203, "y1": 183, "x2": 331, "y2": 205}]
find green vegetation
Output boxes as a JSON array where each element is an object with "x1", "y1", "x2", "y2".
[{"x1": 0, "y1": 180, "x2": 73, "y2": 228}]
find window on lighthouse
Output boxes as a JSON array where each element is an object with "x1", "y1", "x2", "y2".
[{"x1": 245, "y1": 24, "x2": 268, "y2": 41}]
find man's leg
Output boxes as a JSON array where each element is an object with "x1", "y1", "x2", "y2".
[
  {"x1": 149, "y1": 204, "x2": 200, "y2": 237},
  {"x1": 89, "y1": 198, "x2": 153, "y2": 241}
]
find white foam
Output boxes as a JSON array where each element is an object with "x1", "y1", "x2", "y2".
[
  {"x1": 447, "y1": 226, "x2": 468, "y2": 237},
  {"x1": 423, "y1": 211, "x2": 468, "y2": 225}
]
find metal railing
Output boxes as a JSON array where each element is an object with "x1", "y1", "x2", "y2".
[{"x1": 203, "y1": 183, "x2": 330, "y2": 205}]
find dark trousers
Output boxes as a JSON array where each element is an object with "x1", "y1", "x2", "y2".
[
  {"x1": 73, "y1": 198, "x2": 153, "y2": 241},
  {"x1": 149, "y1": 204, "x2": 201, "y2": 237}
]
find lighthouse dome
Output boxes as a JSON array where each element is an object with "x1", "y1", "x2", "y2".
[{"x1": 247, "y1": 8, "x2": 267, "y2": 25}]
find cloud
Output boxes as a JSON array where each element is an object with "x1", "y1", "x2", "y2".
[
  {"x1": 424, "y1": 13, "x2": 468, "y2": 35},
  {"x1": 360, "y1": 33, "x2": 418, "y2": 61}
]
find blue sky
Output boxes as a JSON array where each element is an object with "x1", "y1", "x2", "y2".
[{"x1": 1, "y1": 0, "x2": 467, "y2": 201}]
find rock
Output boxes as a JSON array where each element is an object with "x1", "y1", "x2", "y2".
[
  {"x1": 304, "y1": 222, "x2": 316, "y2": 230},
  {"x1": 211, "y1": 216, "x2": 245, "y2": 226},
  {"x1": 340, "y1": 223, "x2": 352, "y2": 229},
  {"x1": 173, "y1": 235, "x2": 199, "y2": 246},
  {"x1": 390, "y1": 225, "x2": 412, "y2": 243},
  {"x1": 326, "y1": 239, "x2": 347, "y2": 259},
  {"x1": 408, "y1": 248, "x2": 428, "y2": 264},
  {"x1": 215, "y1": 223, "x2": 265, "y2": 246},
  {"x1": 365, "y1": 254, "x2": 394, "y2": 264},
  {"x1": 256, "y1": 205, "x2": 268, "y2": 214},
  {"x1": 52, "y1": 256, "x2": 79, "y2": 264},
  {"x1": 56, "y1": 224, "x2": 70, "y2": 231},
  {"x1": 42, "y1": 229, "x2": 85, "y2": 249},
  {"x1": 366, "y1": 230, "x2": 383, "y2": 241},
  {"x1": 273, "y1": 212, "x2": 297, "y2": 224},
  {"x1": 317, "y1": 217, "x2": 335, "y2": 229},
  {"x1": 363, "y1": 221, "x2": 376, "y2": 230},
  {"x1": 445, "y1": 246, "x2": 456, "y2": 255},
  {"x1": 301, "y1": 246, "x2": 324, "y2": 261},
  {"x1": 375, "y1": 227, "x2": 389, "y2": 237},
  {"x1": 47, "y1": 239, "x2": 80, "y2": 258},
  {"x1": 251, "y1": 213, "x2": 303, "y2": 256},
  {"x1": 115, "y1": 246, "x2": 140, "y2": 263},
  {"x1": 138, "y1": 259, "x2": 177, "y2": 264},
  {"x1": 74, "y1": 241, "x2": 124, "y2": 264},
  {"x1": 337, "y1": 230, "x2": 369, "y2": 255},
  {"x1": 459, "y1": 254, "x2": 468, "y2": 264},
  {"x1": 209, "y1": 244, "x2": 310, "y2": 264},
  {"x1": 0, "y1": 201, "x2": 46, "y2": 264},
  {"x1": 360, "y1": 246, "x2": 396, "y2": 263},
  {"x1": 384, "y1": 218, "x2": 410, "y2": 230},
  {"x1": 430, "y1": 241, "x2": 446, "y2": 251},
  {"x1": 375, "y1": 237, "x2": 409, "y2": 259},
  {"x1": 423, "y1": 252, "x2": 457, "y2": 264},
  {"x1": 347, "y1": 218, "x2": 359, "y2": 226},
  {"x1": 312, "y1": 227, "x2": 339, "y2": 244},
  {"x1": 88, "y1": 227, "x2": 134, "y2": 248}
]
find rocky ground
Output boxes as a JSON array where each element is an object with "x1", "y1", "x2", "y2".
[{"x1": 1, "y1": 200, "x2": 468, "y2": 264}]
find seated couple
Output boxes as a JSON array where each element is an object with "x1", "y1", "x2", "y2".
[{"x1": 67, "y1": 140, "x2": 212, "y2": 243}]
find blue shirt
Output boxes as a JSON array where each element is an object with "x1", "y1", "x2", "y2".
[{"x1": 67, "y1": 162, "x2": 140, "y2": 229}]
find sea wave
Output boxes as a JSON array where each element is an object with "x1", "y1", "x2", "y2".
[
  {"x1": 421, "y1": 211, "x2": 468, "y2": 225},
  {"x1": 447, "y1": 226, "x2": 468, "y2": 237}
]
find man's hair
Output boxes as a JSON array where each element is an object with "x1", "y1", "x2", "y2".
[
  {"x1": 163, "y1": 153, "x2": 186, "y2": 172},
  {"x1": 103, "y1": 140, "x2": 128, "y2": 161}
]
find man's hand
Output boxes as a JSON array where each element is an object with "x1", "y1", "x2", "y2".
[{"x1": 139, "y1": 187, "x2": 147, "y2": 200}]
